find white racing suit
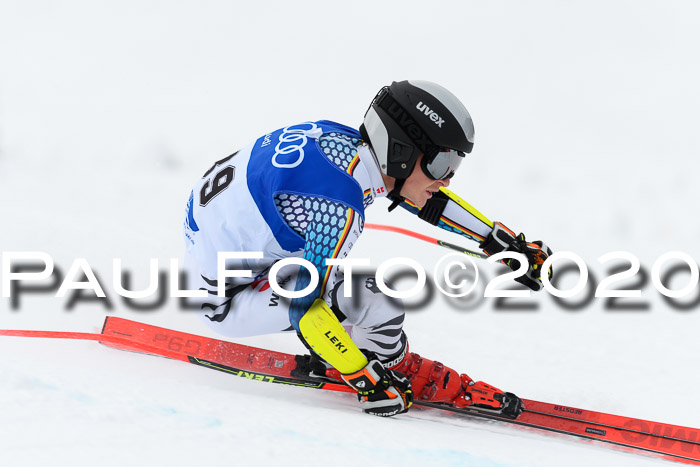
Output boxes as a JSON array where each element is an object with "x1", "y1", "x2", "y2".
[{"x1": 183, "y1": 120, "x2": 491, "y2": 360}]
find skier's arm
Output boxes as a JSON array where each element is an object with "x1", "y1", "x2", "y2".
[
  {"x1": 397, "y1": 187, "x2": 493, "y2": 244},
  {"x1": 400, "y1": 187, "x2": 554, "y2": 291},
  {"x1": 285, "y1": 199, "x2": 412, "y2": 415},
  {"x1": 297, "y1": 298, "x2": 412, "y2": 416},
  {"x1": 286, "y1": 199, "x2": 363, "y2": 335}
]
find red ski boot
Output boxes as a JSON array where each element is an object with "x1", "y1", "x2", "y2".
[
  {"x1": 300, "y1": 344, "x2": 523, "y2": 418},
  {"x1": 389, "y1": 349, "x2": 523, "y2": 418}
]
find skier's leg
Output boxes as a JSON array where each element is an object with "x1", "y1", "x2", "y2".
[
  {"x1": 183, "y1": 255, "x2": 297, "y2": 337},
  {"x1": 330, "y1": 275, "x2": 520, "y2": 415},
  {"x1": 331, "y1": 276, "x2": 407, "y2": 362},
  {"x1": 331, "y1": 276, "x2": 461, "y2": 399}
]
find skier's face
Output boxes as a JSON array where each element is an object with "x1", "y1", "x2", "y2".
[{"x1": 400, "y1": 154, "x2": 450, "y2": 208}]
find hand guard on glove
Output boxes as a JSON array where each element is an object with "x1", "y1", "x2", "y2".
[
  {"x1": 341, "y1": 358, "x2": 413, "y2": 417},
  {"x1": 479, "y1": 222, "x2": 553, "y2": 291}
]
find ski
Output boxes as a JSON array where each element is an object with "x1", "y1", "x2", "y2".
[
  {"x1": 99, "y1": 317, "x2": 354, "y2": 392},
  {"x1": 97, "y1": 317, "x2": 700, "y2": 465},
  {"x1": 3, "y1": 317, "x2": 700, "y2": 465},
  {"x1": 187, "y1": 357, "x2": 700, "y2": 465}
]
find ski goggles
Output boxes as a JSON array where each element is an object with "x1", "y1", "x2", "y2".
[{"x1": 421, "y1": 148, "x2": 466, "y2": 180}]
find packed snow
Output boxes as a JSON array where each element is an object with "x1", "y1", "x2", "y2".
[{"x1": 1, "y1": 1, "x2": 699, "y2": 466}]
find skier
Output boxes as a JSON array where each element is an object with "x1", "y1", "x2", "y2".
[{"x1": 183, "y1": 80, "x2": 552, "y2": 417}]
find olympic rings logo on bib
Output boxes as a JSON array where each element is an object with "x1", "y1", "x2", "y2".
[{"x1": 271, "y1": 122, "x2": 322, "y2": 169}]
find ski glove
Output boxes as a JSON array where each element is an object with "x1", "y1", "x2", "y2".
[
  {"x1": 341, "y1": 358, "x2": 413, "y2": 417},
  {"x1": 479, "y1": 222, "x2": 553, "y2": 291}
]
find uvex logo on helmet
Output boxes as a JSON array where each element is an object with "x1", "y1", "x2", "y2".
[
  {"x1": 416, "y1": 102, "x2": 445, "y2": 127},
  {"x1": 383, "y1": 101, "x2": 432, "y2": 148}
]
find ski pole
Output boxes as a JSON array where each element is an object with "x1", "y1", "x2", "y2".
[{"x1": 364, "y1": 223, "x2": 488, "y2": 259}]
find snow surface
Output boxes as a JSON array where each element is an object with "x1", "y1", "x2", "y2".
[{"x1": 1, "y1": 1, "x2": 700, "y2": 466}]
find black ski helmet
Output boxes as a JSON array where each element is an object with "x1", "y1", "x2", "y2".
[{"x1": 359, "y1": 80, "x2": 475, "y2": 185}]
